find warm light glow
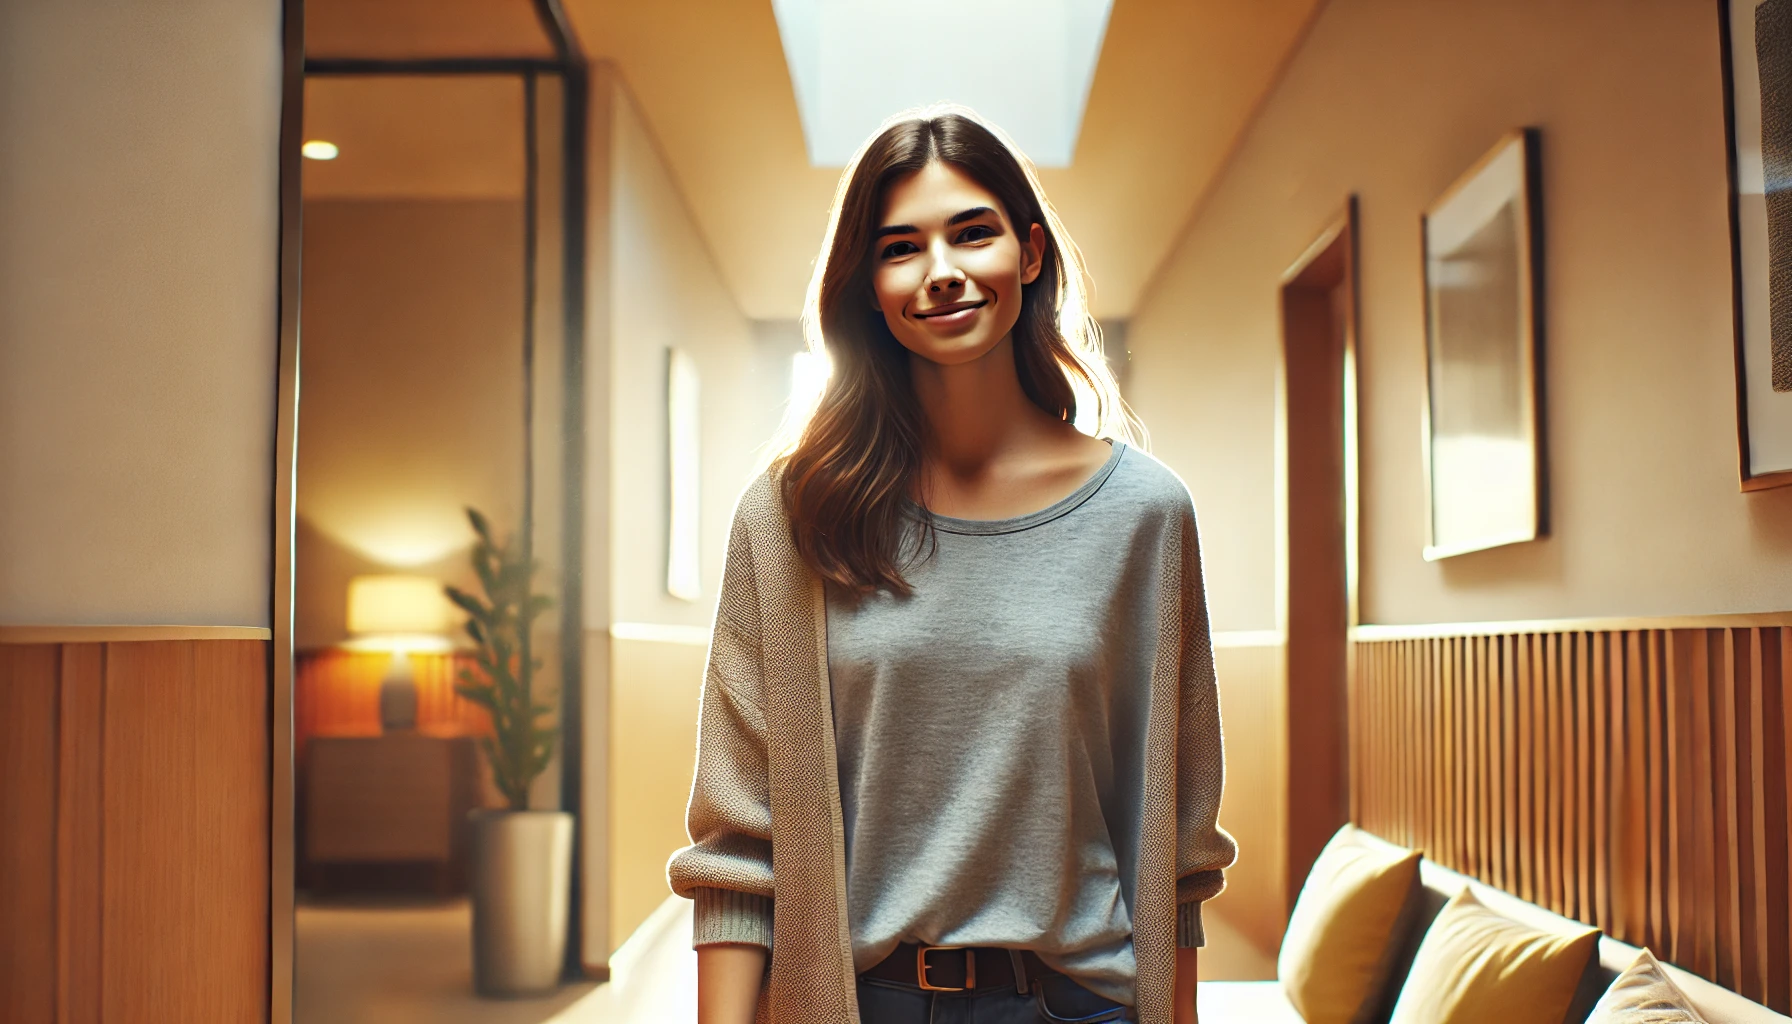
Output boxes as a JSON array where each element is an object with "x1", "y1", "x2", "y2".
[
  {"x1": 302, "y1": 140, "x2": 340, "y2": 161},
  {"x1": 347, "y1": 574, "x2": 451, "y2": 645},
  {"x1": 789, "y1": 350, "x2": 832, "y2": 421}
]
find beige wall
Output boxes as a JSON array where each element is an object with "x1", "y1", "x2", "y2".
[
  {"x1": 607, "y1": 81, "x2": 788, "y2": 628},
  {"x1": 582, "y1": 66, "x2": 792, "y2": 963},
  {"x1": 294, "y1": 200, "x2": 526, "y2": 650},
  {"x1": 0, "y1": 0, "x2": 281, "y2": 626},
  {"x1": 1129, "y1": 0, "x2": 1792, "y2": 630},
  {"x1": 608, "y1": 635, "x2": 707, "y2": 954}
]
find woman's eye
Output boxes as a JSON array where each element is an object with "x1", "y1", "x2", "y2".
[
  {"x1": 956, "y1": 224, "x2": 997, "y2": 243},
  {"x1": 880, "y1": 240, "x2": 919, "y2": 259}
]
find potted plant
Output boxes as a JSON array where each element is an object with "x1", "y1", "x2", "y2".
[{"x1": 445, "y1": 508, "x2": 569, "y2": 997}]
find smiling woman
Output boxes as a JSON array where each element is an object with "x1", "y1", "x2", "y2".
[{"x1": 666, "y1": 106, "x2": 1236, "y2": 1024}]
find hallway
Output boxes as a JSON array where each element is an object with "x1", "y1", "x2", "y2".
[{"x1": 8, "y1": 0, "x2": 1792, "y2": 1022}]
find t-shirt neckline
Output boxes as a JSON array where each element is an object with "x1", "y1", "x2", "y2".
[{"x1": 918, "y1": 440, "x2": 1127, "y2": 536}]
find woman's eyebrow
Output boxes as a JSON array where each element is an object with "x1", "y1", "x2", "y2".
[{"x1": 873, "y1": 206, "x2": 998, "y2": 240}]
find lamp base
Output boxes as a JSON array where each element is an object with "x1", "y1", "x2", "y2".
[{"x1": 378, "y1": 651, "x2": 418, "y2": 732}]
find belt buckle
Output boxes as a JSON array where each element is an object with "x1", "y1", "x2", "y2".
[{"x1": 916, "y1": 944, "x2": 974, "y2": 992}]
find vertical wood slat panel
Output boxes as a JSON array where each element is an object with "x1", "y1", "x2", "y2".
[
  {"x1": 1348, "y1": 643, "x2": 1362, "y2": 827},
  {"x1": 1498, "y1": 634, "x2": 1512, "y2": 896},
  {"x1": 1351, "y1": 625, "x2": 1792, "y2": 1012},
  {"x1": 1569, "y1": 638, "x2": 1584, "y2": 925},
  {"x1": 59, "y1": 645, "x2": 106, "y2": 1024},
  {"x1": 1576, "y1": 630, "x2": 1596, "y2": 931},
  {"x1": 1646, "y1": 631, "x2": 1669, "y2": 955},
  {"x1": 1668, "y1": 630, "x2": 1695, "y2": 969},
  {"x1": 1715, "y1": 630, "x2": 1741, "y2": 991},
  {"x1": 1487, "y1": 636, "x2": 1504, "y2": 892},
  {"x1": 191, "y1": 640, "x2": 271, "y2": 1023},
  {"x1": 1694, "y1": 629, "x2": 1721, "y2": 981},
  {"x1": 1621, "y1": 631, "x2": 1647, "y2": 945},
  {"x1": 1736, "y1": 629, "x2": 1764, "y2": 1002},
  {"x1": 1759, "y1": 628, "x2": 1789, "y2": 1011},
  {"x1": 2, "y1": 637, "x2": 268, "y2": 1023},
  {"x1": 1515, "y1": 633, "x2": 1534, "y2": 902},
  {"x1": 0, "y1": 644, "x2": 60, "y2": 1023},
  {"x1": 1645, "y1": 631, "x2": 1667, "y2": 954},
  {"x1": 1479, "y1": 636, "x2": 1495, "y2": 885},
  {"x1": 1593, "y1": 631, "x2": 1612, "y2": 935},
  {"x1": 1360, "y1": 641, "x2": 1375, "y2": 834},
  {"x1": 1541, "y1": 638, "x2": 1555, "y2": 918}
]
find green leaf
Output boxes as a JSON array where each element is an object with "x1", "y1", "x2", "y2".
[{"x1": 467, "y1": 507, "x2": 493, "y2": 544}]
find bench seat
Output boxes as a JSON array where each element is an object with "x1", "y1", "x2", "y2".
[{"x1": 1196, "y1": 828, "x2": 1791, "y2": 1024}]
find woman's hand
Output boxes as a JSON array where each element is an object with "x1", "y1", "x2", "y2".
[
  {"x1": 697, "y1": 943, "x2": 767, "y2": 1024},
  {"x1": 1174, "y1": 946, "x2": 1199, "y2": 1024}
]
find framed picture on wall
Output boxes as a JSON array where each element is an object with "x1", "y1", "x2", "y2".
[
  {"x1": 1723, "y1": 0, "x2": 1792, "y2": 490},
  {"x1": 1420, "y1": 129, "x2": 1546, "y2": 560},
  {"x1": 666, "y1": 348, "x2": 702, "y2": 600}
]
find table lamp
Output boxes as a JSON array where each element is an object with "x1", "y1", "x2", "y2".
[{"x1": 347, "y1": 574, "x2": 452, "y2": 732}]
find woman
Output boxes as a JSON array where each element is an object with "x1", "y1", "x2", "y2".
[{"x1": 667, "y1": 106, "x2": 1235, "y2": 1024}]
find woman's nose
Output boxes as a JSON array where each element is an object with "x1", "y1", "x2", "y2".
[{"x1": 926, "y1": 243, "x2": 965, "y2": 293}]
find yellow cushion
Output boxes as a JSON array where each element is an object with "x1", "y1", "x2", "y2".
[
  {"x1": 1277, "y1": 824, "x2": 1421, "y2": 1024},
  {"x1": 1587, "y1": 949, "x2": 1709, "y2": 1023},
  {"x1": 1388, "y1": 888, "x2": 1598, "y2": 1024}
]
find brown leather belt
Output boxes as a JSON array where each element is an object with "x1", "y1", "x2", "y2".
[{"x1": 861, "y1": 942, "x2": 1058, "y2": 993}]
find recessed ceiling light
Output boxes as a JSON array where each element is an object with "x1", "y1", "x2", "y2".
[{"x1": 302, "y1": 140, "x2": 339, "y2": 161}]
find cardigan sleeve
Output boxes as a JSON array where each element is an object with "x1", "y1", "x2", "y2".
[
  {"x1": 1172, "y1": 499, "x2": 1239, "y2": 948},
  {"x1": 666, "y1": 504, "x2": 776, "y2": 950}
]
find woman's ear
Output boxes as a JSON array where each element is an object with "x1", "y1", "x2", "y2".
[{"x1": 1020, "y1": 223, "x2": 1046, "y2": 285}]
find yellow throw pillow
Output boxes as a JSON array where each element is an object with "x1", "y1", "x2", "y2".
[
  {"x1": 1586, "y1": 949, "x2": 1709, "y2": 1023},
  {"x1": 1277, "y1": 825, "x2": 1421, "y2": 1024},
  {"x1": 1388, "y1": 888, "x2": 1598, "y2": 1024}
]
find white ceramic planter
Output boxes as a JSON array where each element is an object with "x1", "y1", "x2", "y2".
[{"x1": 468, "y1": 809, "x2": 573, "y2": 997}]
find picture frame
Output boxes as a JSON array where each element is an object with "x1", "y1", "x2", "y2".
[
  {"x1": 1419, "y1": 128, "x2": 1547, "y2": 561},
  {"x1": 666, "y1": 348, "x2": 702, "y2": 601},
  {"x1": 1723, "y1": 0, "x2": 1792, "y2": 491}
]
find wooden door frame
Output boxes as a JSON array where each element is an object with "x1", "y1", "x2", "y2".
[{"x1": 1276, "y1": 198, "x2": 1361, "y2": 909}]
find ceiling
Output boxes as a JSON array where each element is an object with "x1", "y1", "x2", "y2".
[
  {"x1": 298, "y1": 0, "x2": 1327, "y2": 318},
  {"x1": 566, "y1": 0, "x2": 1326, "y2": 319},
  {"x1": 302, "y1": 76, "x2": 526, "y2": 199}
]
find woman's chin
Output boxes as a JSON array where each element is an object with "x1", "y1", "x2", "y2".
[{"x1": 901, "y1": 332, "x2": 1006, "y2": 368}]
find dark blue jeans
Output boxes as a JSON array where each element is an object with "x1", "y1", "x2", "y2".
[{"x1": 855, "y1": 968, "x2": 1135, "y2": 1024}]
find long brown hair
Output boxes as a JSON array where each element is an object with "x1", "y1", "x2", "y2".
[{"x1": 776, "y1": 105, "x2": 1139, "y2": 595}]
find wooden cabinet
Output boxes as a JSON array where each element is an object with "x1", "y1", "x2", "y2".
[{"x1": 303, "y1": 734, "x2": 482, "y2": 893}]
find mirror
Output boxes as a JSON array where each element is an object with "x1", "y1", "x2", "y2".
[{"x1": 292, "y1": 3, "x2": 586, "y2": 1019}]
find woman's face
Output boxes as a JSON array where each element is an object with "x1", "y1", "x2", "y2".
[{"x1": 868, "y1": 160, "x2": 1044, "y2": 367}]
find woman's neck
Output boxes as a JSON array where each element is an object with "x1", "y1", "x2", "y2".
[{"x1": 909, "y1": 334, "x2": 1052, "y2": 475}]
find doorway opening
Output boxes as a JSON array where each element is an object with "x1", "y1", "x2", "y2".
[{"x1": 1278, "y1": 198, "x2": 1360, "y2": 906}]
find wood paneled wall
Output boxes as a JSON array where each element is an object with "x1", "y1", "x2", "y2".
[
  {"x1": 1351, "y1": 621, "x2": 1792, "y2": 1012},
  {"x1": 0, "y1": 638, "x2": 269, "y2": 1023}
]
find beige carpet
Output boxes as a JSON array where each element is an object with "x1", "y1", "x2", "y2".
[{"x1": 294, "y1": 894, "x2": 693, "y2": 1024}]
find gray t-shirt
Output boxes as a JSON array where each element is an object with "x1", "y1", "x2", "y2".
[{"x1": 827, "y1": 440, "x2": 1186, "y2": 1007}]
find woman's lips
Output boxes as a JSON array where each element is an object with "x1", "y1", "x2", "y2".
[{"x1": 913, "y1": 299, "x2": 986, "y2": 326}]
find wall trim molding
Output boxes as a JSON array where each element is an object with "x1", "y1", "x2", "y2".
[
  {"x1": 1353, "y1": 611, "x2": 1792, "y2": 642},
  {"x1": 0, "y1": 626, "x2": 273, "y2": 645},
  {"x1": 1211, "y1": 629, "x2": 1285, "y2": 649},
  {"x1": 606, "y1": 622, "x2": 710, "y2": 646}
]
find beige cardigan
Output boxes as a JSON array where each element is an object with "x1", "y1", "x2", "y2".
[{"x1": 666, "y1": 469, "x2": 1236, "y2": 1024}]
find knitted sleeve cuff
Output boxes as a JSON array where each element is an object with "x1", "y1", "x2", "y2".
[
  {"x1": 1177, "y1": 899, "x2": 1206, "y2": 948},
  {"x1": 692, "y1": 887, "x2": 774, "y2": 950}
]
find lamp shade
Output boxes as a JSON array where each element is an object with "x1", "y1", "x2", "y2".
[{"x1": 347, "y1": 574, "x2": 451, "y2": 637}]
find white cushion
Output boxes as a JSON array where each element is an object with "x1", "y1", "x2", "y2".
[{"x1": 1197, "y1": 981, "x2": 1306, "y2": 1023}]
